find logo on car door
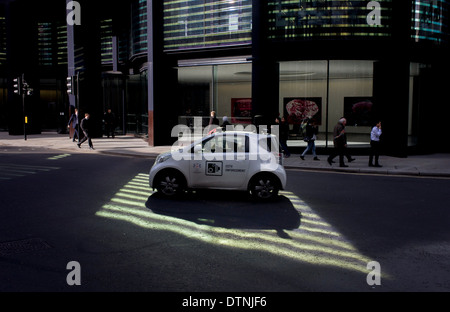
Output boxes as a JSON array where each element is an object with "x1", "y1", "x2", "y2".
[{"x1": 206, "y1": 161, "x2": 222, "y2": 176}]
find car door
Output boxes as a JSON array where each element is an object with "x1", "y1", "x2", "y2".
[
  {"x1": 189, "y1": 133, "x2": 224, "y2": 188},
  {"x1": 221, "y1": 133, "x2": 249, "y2": 189},
  {"x1": 189, "y1": 133, "x2": 249, "y2": 189}
]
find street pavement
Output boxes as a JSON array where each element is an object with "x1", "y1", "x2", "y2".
[{"x1": 1, "y1": 131, "x2": 450, "y2": 177}]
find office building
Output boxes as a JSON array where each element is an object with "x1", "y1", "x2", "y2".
[{"x1": 1, "y1": 0, "x2": 449, "y2": 155}]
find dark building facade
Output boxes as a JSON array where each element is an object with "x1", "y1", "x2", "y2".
[
  {"x1": 1, "y1": 0, "x2": 449, "y2": 155},
  {"x1": 156, "y1": 0, "x2": 450, "y2": 155}
]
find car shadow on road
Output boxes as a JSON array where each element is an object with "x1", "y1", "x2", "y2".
[{"x1": 145, "y1": 190, "x2": 301, "y2": 238}]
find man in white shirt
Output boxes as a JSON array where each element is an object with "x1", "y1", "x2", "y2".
[{"x1": 369, "y1": 121, "x2": 382, "y2": 167}]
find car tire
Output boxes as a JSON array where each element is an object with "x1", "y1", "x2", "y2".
[
  {"x1": 155, "y1": 170, "x2": 186, "y2": 197},
  {"x1": 249, "y1": 173, "x2": 280, "y2": 200}
]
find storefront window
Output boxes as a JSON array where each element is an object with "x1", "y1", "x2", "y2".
[
  {"x1": 279, "y1": 60, "x2": 328, "y2": 142},
  {"x1": 279, "y1": 60, "x2": 375, "y2": 148},
  {"x1": 177, "y1": 60, "x2": 252, "y2": 128},
  {"x1": 216, "y1": 63, "x2": 252, "y2": 124},
  {"x1": 177, "y1": 65, "x2": 212, "y2": 127}
]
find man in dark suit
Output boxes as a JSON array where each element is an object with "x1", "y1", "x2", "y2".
[
  {"x1": 67, "y1": 108, "x2": 79, "y2": 142},
  {"x1": 77, "y1": 113, "x2": 94, "y2": 150},
  {"x1": 104, "y1": 108, "x2": 115, "y2": 138}
]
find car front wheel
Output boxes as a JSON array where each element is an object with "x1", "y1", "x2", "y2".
[
  {"x1": 249, "y1": 174, "x2": 280, "y2": 200},
  {"x1": 155, "y1": 170, "x2": 185, "y2": 197}
]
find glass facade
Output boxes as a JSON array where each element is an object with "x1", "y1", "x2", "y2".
[
  {"x1": 56, "y1": 24, "x2": 67, "y2": 66},
  {"x1": 100, "y1": 19, "x2": 113, "y2": 65},
  {"x1": 176, "y1": 59, "x2": 381, "y2": 148},
  {"x1": 131, "y1": 0, "x2": 148, "y2": 56},
  {"x1": 0, "y1": 10, "x2": 5, "y2": 130},
  {"x1": 268, "y1": 0, "x2": 393, "y2": 41},
  {"x1": 0, "y1": 15, "x2": 6, "y2": 66},
  {"x1": 1, "y1": 0, "x2": 448, "y2": 151},
  {"x1": 279, "y1": 60, "x2": 376, "y2": 147},
  {"x1": 38, "y1": 22, "x2": 53, "y2": 66},
  {"x1": 177, "y1": 61, "x2": 252, "y2": 127},
  {"x1": 126, "y1": 72, "x2": 148, "y2": 136},
  {"x1": 163, "y1": 0, "x2": 252, "y2": 51},
  {"x1": 411, "y1": 0, "x2": 449, "y2": 43},
  {"x1": 37, "y1": 21, "x2": 68, "y2": 67}
]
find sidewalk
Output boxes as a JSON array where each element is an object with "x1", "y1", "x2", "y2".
[{"x1": 1, "y1": 131, "x2": 450, "y2": 177}]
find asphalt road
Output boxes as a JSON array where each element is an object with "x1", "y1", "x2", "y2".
[{"x1": 1, "y1": 146, "x2": 449, "y2": 298}]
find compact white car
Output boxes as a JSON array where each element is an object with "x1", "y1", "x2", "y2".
[{"x1": 149, "y1": 131, "x2": 287, "y2": 200}]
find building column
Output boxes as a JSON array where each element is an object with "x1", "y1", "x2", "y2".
[
  {"x1": 373, "y1": 59, "x2": 410, "y2": 157},
  {"x1": 251, "y1": 0, "x2": 280, "y2": 126},
  {"x1": 146, "y1": 0, "x2": 154, "y2": 146}
]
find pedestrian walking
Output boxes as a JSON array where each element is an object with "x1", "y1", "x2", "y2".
[
  {"x1": 67, "y1": 108, "x2": 79, "y2": 142},
  {"x1": 300, "y1": 118, "x2": 319, "y2": 161},
  {"x1": 327, "y1": 117, "x2": 355, "y2": 167},
  {"x1": 77, "y1": 113, "x2": 94, "y2": 150},
  {"x1": 207, "y1": 110, "x2": 220, "y2": 134},
  {"x1": 275, "y1": 116, "x2": 291, "y2": 157},
  {"x1": 104, "y1": 108, "x2": 115, "y2": 138},
  {"x1": 209, "y1": 111, "x2": 219, "y2": 127},
  {"x1": 221, "y1": 116, "x2": 232, "y2": 131},
  {"x1": 369, "y1": 121, "x2": 382, "y2": 167}
]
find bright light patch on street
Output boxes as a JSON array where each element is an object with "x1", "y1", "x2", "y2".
[
  {"x1": 0, "y1": 163, "x2": 60, "y2": 180},
  {"x1": 47, "y1": 154, "x2": 72, "y2": 160},
  {"x1": 96, "y1": 173, "x2": 389, "y2": 278}
]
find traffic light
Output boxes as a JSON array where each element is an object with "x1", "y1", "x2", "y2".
[
  {"x1": 13, "y1": 77, "x2": 22, "y2": 95},
  {"x1": 67, "y1": 76, "x2": 77, "y2": 94},
  {"x1": 67, "y1": 76, "x2": 73, "y2": 94}
]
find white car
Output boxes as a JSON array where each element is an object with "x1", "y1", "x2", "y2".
[{"x1": 149, "y1": 131, "x2": 287, "y2": 200}]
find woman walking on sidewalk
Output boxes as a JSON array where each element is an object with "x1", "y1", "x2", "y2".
[{"x1": 300, "y1": 118, "x2": 319, "y2": 161}]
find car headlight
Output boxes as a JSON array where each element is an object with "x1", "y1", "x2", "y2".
[{"x1": 156, "y1": 153, "x2": 171, "y2": 164}]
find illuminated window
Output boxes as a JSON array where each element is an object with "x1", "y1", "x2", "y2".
[
  {"x1": 101, "y1": 19, "x2": 113, "y2": 65},
  {"x1": 268, "y1": 0, "x2": 393, "y2": 41},
  {"x1": 0, "y1": 16, "x2": 6, "y2": 66},
  {"x1": 163, "y1": 0, "x2": 252, "y2": 51},
  {"x1": 38, "y1": 22, "x2": 53, "y2": 66},
  {"x1": 131, "y1": 0, "x2": 148, "y2": 56},
  {"x1": 37, "y1": 22, "x2": 68, "y2": 67},
  {"x1": 411, "y1": 0, "x2": 449, "y2": 43},
  {"x1": 57, "y1": 25, "x2": 68, "y2": 66}
]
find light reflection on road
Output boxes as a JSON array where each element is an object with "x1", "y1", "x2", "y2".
[{"x1": 96, "y1": 173, "x2": 387, "y2": 277}]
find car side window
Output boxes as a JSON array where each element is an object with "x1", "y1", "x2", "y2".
[
  {"x1": 192, "y1": 133, "x2": 249, "y2": 155},
  {"x1": 234, "y1": 134, "x2": 248, "y2": 153},
  {"x1": 202, "y1": 135, "x2": 224, "y2": 154},
  {"x1": 224, "y1": 134, "x2": 249, "y2": 158}
]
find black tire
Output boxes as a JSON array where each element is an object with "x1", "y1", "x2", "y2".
[
  {"x1": 249, "y1": 173, "x2": 280, "y2": 200},
  {"x1": 155, "y1": 170, "x2": 186, "y2": 197}
]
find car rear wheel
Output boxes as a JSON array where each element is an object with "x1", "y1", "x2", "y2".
[
  {"x1": 155, "y1": 170, "x2": 185, "y2": 197},
  {"x1": 249, "y1": 173, "x2": 280, "y2": 200}
]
